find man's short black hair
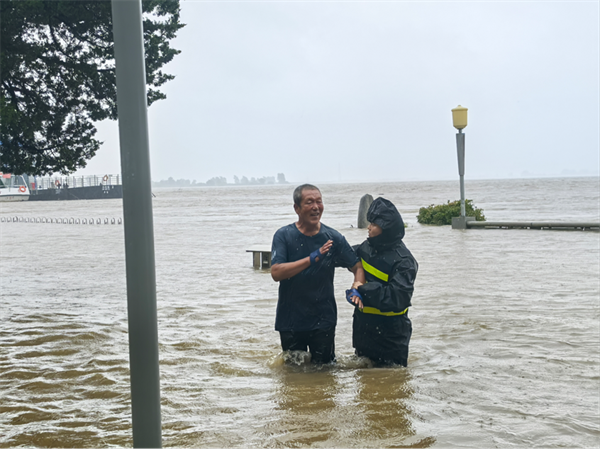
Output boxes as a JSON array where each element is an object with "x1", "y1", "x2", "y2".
[{"x1": 293, "y1": 184, "x2": 321, "y2": 207}]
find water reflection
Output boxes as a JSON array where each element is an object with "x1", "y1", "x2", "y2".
[
  {"x1": 353, "y1": 367, "x2": 433, "y2": 447},
  {"x1": 272, "y1": 360, "x2": 339, "y2": 446},
  {"x1": 270, "y1": 352, "x2": 434, "y2": 448},
  {"x1": 359, "y1": 368, "x2": 412, "y2": 436}
]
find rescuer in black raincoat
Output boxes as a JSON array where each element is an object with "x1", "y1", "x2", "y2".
[{"x1": 348, "y1": 197, "x2": 418, "y2": 366}]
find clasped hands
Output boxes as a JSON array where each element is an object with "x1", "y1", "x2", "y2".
[{"x1": 347, "y1": 281, "x2": 364, "y2": 309}]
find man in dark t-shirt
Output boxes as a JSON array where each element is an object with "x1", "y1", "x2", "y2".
[{"x1": 271, "y1": 184, "x2": 365, "y2": 363}]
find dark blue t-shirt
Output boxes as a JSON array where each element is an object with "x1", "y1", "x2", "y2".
[{"x1": 271, "y1": 223, "x2": 359, "y2": 332}]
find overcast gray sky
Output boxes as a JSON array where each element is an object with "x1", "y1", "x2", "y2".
[{"x1": 75, "y1": 0, "x2": 599, "y2": 183}]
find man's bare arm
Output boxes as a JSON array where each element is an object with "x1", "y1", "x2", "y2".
[
  {"x1": 271, "y1": 259, "x2": 311, "y2": 282},
  {"x1": 350, "y1": 261, "x2": 365, "y2": 286},
  {"x1": 348, "y1": 261, "x2": 366, "y2": 308},
  {"x1": 271, "y1": 240, "x2": 333, "y2": 282}
]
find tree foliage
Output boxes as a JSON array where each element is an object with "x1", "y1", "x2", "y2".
[
  {"x1": 206, "y1": 176, "x2": 228, "y2": 186},
  {"x1": 0, "y1": 0, "x2": 184, "y2": 175},
  {"x1": 417, "y1": 199, "x2": 486, "y2": 225},
  {"x1": 152, "y1": 177, "x2": 198, "y2": 188}
]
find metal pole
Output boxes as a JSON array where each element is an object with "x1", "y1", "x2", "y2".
[
  {"x1": 111, "y1": 1, "x2": 162, "y2": 447},
  {"x1": 456, "y1": 130, "x2": 466, "y2": 217}
]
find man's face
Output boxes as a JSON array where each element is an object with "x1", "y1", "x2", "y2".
[{"x1": 295, "y1": 189, "x2": 324, "y2": 225}]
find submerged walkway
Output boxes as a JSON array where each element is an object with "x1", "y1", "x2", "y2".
[{"x1": 467, "y1": 221, "x2": 599, "y2": 231}]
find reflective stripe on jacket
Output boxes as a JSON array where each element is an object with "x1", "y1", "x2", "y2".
[
  {"x1": 355, "y1": 240, "x2": 418, "y2": 315},
  {"x1": 359, "y1": 258, "x2": 408, "y2": 316}
]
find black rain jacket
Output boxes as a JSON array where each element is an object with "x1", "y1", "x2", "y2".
[
  {"x1": 355, "y1": 198, "x2": 418, "y2": 313},
  {"x1": 352, "y1": 197, "x2": 418, "y2": 365}
]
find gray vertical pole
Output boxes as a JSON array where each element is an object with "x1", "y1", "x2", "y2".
[
  {"x1": 456, "y1": 130, "x2": 466, "y2": 217},
  {"x1": 357, "y1": 193, "x2": 374, "y2": 228},
  {"x1": 111, "y1": 1, "x2": 162, "y2": 447}
]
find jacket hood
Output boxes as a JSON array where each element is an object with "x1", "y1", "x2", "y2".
[{"x1": 366, "y1": 197, "x2": 405, "y2": 247}]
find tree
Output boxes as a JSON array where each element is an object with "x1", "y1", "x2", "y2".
[
  {"x1": 206, "y1": 176, "x2": 227, "y2": 186},
  {"x1": 277, "y1": 173, "x2": 287, "y2": 184},
  {"x1": 0, "y1": 0, "x2": 184, "y2": 176}
]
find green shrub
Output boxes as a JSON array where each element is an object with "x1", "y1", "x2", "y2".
[{"x1": 417, "y1": 200, "x2": 486, "y2": 225}]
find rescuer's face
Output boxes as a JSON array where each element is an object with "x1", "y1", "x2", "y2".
[
  {"x1": 295, "y1": 189, "x2": 324, "y2": 226},
  {"x1": 368, "y1": 222, "x2": 382, "y2": 238}
]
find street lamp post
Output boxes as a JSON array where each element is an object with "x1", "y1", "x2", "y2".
[{"x1": 451, "y1": 105, "x2": 474, "y2": 230}]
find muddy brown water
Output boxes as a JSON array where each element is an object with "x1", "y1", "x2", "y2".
[{"x1": 1, "y1": 177, "x2": 598, "y2": 447}]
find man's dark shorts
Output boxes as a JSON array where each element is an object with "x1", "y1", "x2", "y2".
[{"x1": 279, "y1": 327, "x2": 336, "y2": 364}]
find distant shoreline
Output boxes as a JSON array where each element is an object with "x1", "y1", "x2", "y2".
[{"x1": 151, "y1": 174, "x2": 599, "y2": 189}]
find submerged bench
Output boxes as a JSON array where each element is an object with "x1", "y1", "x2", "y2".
[{"x1": 246, "y1": 248, "x2": 272, "y2": 269}]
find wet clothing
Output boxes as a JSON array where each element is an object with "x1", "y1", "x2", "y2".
[
  {"x1": 353, "y1": 314, "x2": 412, "y2": 365},
  {"x1": 271, "y1": 223, "x2": 359, "y2": 333},
  {"x1": 279, "y1": 326, "x2": 336, "y2": 364},
  {"x1": 353, "y1": 198, "x2": 418, "y2": 366}
]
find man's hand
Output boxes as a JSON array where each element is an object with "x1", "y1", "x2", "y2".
[
  {"x1": 319, "y1": 239, "x2": 333, "y2": 260},
  {"x1": 310, "y1": 239, "x2": 333, "y2": 264},
  {"x1": 351, "y1": 295, "x2": 364, "y2": 309},
  {"x1": 346, "y1": 288, "x2": 364, "y2": 309},
  {"x1": 351, "y1": 281, "x2": 364, "y2": 307}
]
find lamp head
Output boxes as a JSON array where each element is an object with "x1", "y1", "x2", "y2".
[{"x1": 452, "y1": 105, "x2": 468, "y2": 130}]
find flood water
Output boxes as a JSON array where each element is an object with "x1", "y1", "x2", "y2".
[{"x1": 1, "y1": 177, "x2": 599, "y2": 448}]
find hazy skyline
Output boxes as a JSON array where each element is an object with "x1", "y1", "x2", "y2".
[{"x1": 75, "y1": 1, "x2": 599, "y2": 184}]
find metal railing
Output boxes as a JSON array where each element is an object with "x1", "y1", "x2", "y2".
[{"x1": 31, "y1": 174, "x2": 121, "y2": 190}]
